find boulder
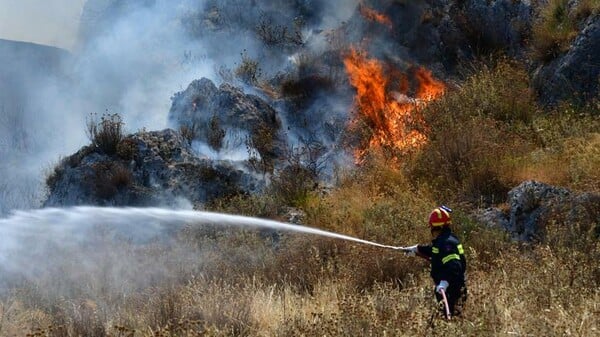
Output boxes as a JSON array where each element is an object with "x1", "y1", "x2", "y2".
[
  {"x1": 168, "y1": 78, "x2": 284, "y2": 167},
  {"x1": 475, "y1": 180, "x2": 599, "y2": 241},
  {"x1": 504, "y1": 180, "x2": 571, "y2": 241},
  {"x1": 44, "y1": 129, "x2": 262, "y2": 208},
  {"x1": 533, "y1": 15, "x2": 600, "y2": 105},
  {"x1": 343, "y1": 0, "x2": 534, "y2": 73}
]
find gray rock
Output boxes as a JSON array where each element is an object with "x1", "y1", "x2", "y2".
[
  {"x1": 44, "y1": 129, "x2": 262, "y2": 208},
  {"x1": 506, "y1": 180, "x2": 570, "y2": 241},
  {"x1": 168, "y1": 78, "x2": 284, "y2": 166},
  {"x1": 475, "y1": 180, "x2": 599, "y2": 241},
  {"x1": 460, "y1": 0, "x2": 533, "y2": 55},
  {"x1": 342, "y1": 0, "x2": 534, "y2": 74},
  {"x1": 533, "y1": 15, "x2": 600, "y2": 105},
  {"x1": 473, "y1": 207, "x2": 510, "y2": 231}
]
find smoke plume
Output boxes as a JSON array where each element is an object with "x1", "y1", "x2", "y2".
[{"x1": 0, "y1": 0, "x2": 361, "y2": 213}]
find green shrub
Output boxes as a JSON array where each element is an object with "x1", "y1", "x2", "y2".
[
  {"x1": 512, "y1": 104, "x2": 600, "y2": 190},
  {"x1": 531, "y1": 0, "x2": 599, "y2": 62},
  {"x1": 408, "y1": 61, "x2": 538, "y2": 203}
]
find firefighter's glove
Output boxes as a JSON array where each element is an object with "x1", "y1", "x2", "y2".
[
  {"x1": 401, "y1": 245, "x2": 418, "y2": 257},
  {"x1": 436, "y1": 280, "x2": 449, "y2": 294}
]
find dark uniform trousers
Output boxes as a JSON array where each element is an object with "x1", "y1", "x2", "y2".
[{"x1": 418, "y1": 228, "x2": 468, "y2": 317}]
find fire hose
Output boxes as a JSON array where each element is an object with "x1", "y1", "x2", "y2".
[
  {"x1": 439, "y1": 288, "x2": 451, "y2": 320},
  {"x1": 394, "y1": 246, "x2": 451, "y2": 320}
]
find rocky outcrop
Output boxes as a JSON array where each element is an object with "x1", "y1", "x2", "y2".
[
  {"x1": 44, "y1": 76, "x2": 292, "y2": 209},
  {"x1": 351, "y1": 1, "x2": 598, "y2": 106},
  {"x1": 343, "y1": 0, "x2": 534, "y2": 74},
  {"x1": 452, "y1": 0, "x2": 533, "y2": 55},
  {"x1": 533, "y1": 14, "x2": 600, "y2": 105},
  {"x1": 168, "y1": 78, "x2": 284, "y2": 169},
  {"x1": 475, "y1": 180, "x2": 600, "y2": 241},
  {"x1": 44, "y1": 129, "x2": 262, "y2": 208}
]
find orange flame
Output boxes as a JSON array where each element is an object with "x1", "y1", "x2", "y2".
[
  {"x1": 343, "y1": 48, "x2": 445, "y2": 162},
  {"x1": 359, "y1": 3, "x2": 392, "y2": 29}
]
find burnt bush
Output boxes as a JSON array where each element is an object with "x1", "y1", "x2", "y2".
[
  {"x1": 234, "y1": 50, "x2": 262, "y2": 85},
  {"x1": 86, "y1": 113, "x2": 125, "y2": 155},
  {"x1": 116, "y1": 137, "x2": 137, "y2": 160},
  {"x1": 268, "y1": 145, "x2": 325, "y2": 208},
  {"x1": 280, "y1": 74, "x2": 335, "y2": 109},
  {"x1": 45, "y1": 165, "x2": 65, "y2": 192},
  {"x1": 87, "y1": 161, "x2": 133, "y2": 200},
  {"x1": 255, "y1": 14, "x2": 303, "y2": 47},
  {"x1": 179, "y1": 122, "x2": 200, "y2": 145},
  {"x1": 247, "y1": 123, "x2": 277, "y2": 175},
  {"x1": 270, "y1": 163, "x2": 317, "y2": 208},
  {"x1": 207, "y1": 115, "x2": 225, "y2": 151}
]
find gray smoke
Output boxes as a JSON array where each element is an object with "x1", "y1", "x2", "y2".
[{"x1": 0, "y1": 0, "x2": 361, "y2": 214}]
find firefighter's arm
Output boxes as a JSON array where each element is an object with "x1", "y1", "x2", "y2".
[
  {"x1": 400, "y1": 244, "x2": 432, "y2": 260},
  {"x1": 435, "y1": 280, "x2": 449, "y2": 293}
]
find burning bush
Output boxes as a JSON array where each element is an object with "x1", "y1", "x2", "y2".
[
  {"x1": 343, "y1": 48, "x2": 445, "y2": 163},
  {"x1": 408, "y1": 61, "x2": 537, "y2": 204}
]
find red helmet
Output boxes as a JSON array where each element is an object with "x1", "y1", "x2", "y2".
[{"x1": 428, "y1": 206, "x2": 452, "y2": 227}]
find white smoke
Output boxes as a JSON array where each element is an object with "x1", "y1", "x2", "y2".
[
  {"x1": 192, "y1": 128, "x2": 253, "y2": 161},
  {"x1": 0, "y1": 0, "x2": 361, "y2": 214}
]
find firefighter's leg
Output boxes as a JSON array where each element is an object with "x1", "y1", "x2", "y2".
[
  {"x1": 434, "y1": 289, "x2": 449, "y2": 319},
  {"x1": 447, "y1": 284, "x2": 467, "y2": 316}
]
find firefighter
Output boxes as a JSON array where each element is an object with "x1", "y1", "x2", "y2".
[{"x1": 402, "y1": 205, "x2": 467, "y2": 318}]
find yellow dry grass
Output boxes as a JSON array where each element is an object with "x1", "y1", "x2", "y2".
[{"x1": 2, "y1": 54, "x2": 599, "y2": 337}]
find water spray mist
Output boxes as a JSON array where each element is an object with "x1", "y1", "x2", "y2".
[{"x1": 0, "y1": 206, "x2": 402, "y2": 250}]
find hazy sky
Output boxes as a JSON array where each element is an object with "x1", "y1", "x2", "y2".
[{"x1": 0, "y1": 0, "x2": 85, "y2": 50}]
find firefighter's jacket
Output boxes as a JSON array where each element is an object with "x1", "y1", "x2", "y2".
[{"x1": 417, "y1": 227, "x2": 466, "y2": 285}]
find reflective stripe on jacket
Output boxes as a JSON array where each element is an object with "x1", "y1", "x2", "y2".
[{"x1": 417, "y1": 227, "x2": 466, "y2": 284}]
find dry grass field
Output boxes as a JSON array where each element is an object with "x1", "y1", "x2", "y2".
[{"x1": 2, "y1": 12, "x2": 600, "y2": 336}]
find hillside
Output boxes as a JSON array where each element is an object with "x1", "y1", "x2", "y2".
[
  {"x1": 0, "y1": 39, "x2": 72, "y2": 213},
  {"x1": 0, "y1": 0, "x2": 598, "y2": 336}
]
